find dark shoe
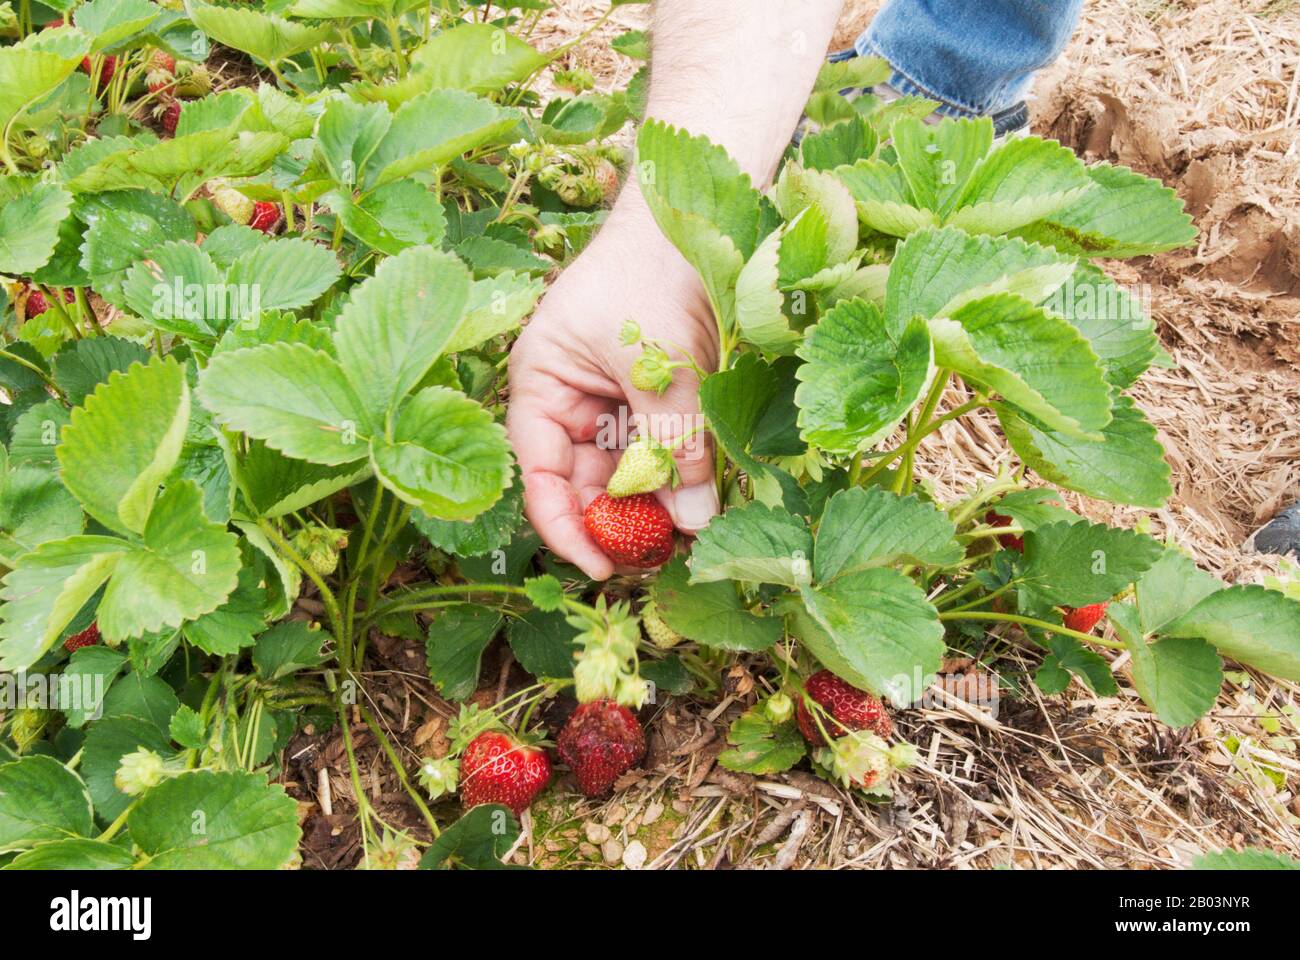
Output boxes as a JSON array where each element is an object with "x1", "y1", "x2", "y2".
[{"x1": 1244, "y1": 502, "x2": 1300, "y2": 559}]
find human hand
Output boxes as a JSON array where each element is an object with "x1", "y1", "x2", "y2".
[{"x1": 506, "y1": 201, "x2": 720, "y2": 580}]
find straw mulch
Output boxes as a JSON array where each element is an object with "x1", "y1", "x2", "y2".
[{"x1": 309, "y1": 0, "x2": 1298, "y2": 870}]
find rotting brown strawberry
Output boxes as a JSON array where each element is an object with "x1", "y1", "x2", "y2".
[
  {"x1": 986, "y1": 510, "x2": 1024, "y2": 552},
  {"x1": 249, "y1": 201, "x2": 282, "y2": 234},
  {"x1": 583, "y1": 492, "x2": 674, "y2": 568},
  {"x1": 458, "y1": 731, "x2": 551, "y2": 816},
  {"x1": 1062, "y1": 601, "x2": 1108, "y2": 634},
  {"x1": 557, "y1": 700, "x2": 646, "y2": 797},
  {"x1": 64, "y1": 622, "x2": 101, "y2": 653},
  {"x1": 796, "y1": 670, "x2": 892, "y2": 746}
]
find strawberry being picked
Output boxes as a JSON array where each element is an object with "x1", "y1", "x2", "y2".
[
  {"x1": 1062, "y1": 601, "x2": 1108, "y2": 634},
  {"x1": 64, "y1": 622, "x2": 101, "y2": 653},
  {"x1": 796, "y1": 670, "x2": 892, "y2": 746},
  {"x1": 459, "y1": 730, "x2": 551, "y2": 816},
  {"x1": 557, "y1": 700, "x2": 646, "y2": 797},
  {"x1": 583, "y1": 492, "x2": 674, "y2": 568}
]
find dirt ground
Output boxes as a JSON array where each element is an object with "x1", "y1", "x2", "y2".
[{"x1": 290, "y1": 0, "x2": 1300, "y2": 869}]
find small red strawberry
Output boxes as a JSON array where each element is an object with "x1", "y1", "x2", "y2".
[
  {"x1": 1062, "y1": 601, "x2": 1108, "y2": 634},
  {"x1": 557, "y1": 700, "x2": 646, "y2": 797},
  {"x1": 80, "y1": 54, "x2": 117, "y2": 89},
  {"x1": 146, "y1": 50, "x2": 177, "y2": 95},
  {"x1": 160, "y1": 99, "x2": 181, "y2": 136},
  {"x1": 249, "y1": 201, "x2": 282, "y2": 234},
  {"x1": 22, "y1": 284, "x2": 73, "y2": 318},
  {"x1": 583, "y1": 492, "x2": 674, "y2": 568},
  {"x1": 796, "y1": 670, "x2": 892, "y2": 746},
  {"x1": 986, "y1": 510, "x2": 1024, "y2": 552},
  {"x1": 458, "y1": 731, "x2": 551, "y2": 816},
  {"x1": 64, "y1": 622, "x2": 101, "y2": 654}
]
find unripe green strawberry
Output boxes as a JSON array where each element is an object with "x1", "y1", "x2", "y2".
[
  {"x1": 640, "y1": 600, "x2": 682, "y2": 649},
  {"x1": 629, "y1": 346, "x2": 674, "y2": 395},
  {"x1": 7, "y1": 708, "x2": 51, "y2": 753},
  {"x1": 209, "y1": 181, "x2": 254, "y2": 224},
  {"x1": 606, "y1": 436, "x2": 673, "y2": 497},
  {"x1": 764, "y1": 692, "x2": 794, "y2": 724}
]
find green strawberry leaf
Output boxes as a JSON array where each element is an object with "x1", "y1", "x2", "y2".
[
  {"x1": 328, "y1": 180, "x2": 447, "y2": 256},
  {"x1": 58, "y1": 355, "x2": 189, "y2": 537},
  {"x1": 51, "y1": 336, "x2": 151, "y2": 405},
  {"x1": 718, "y1": 705, "x2": 805, "y2": 775},
  {"x1": 0, "y1": 32, "x2": 88, "y2": 143},
  {"x1": 181, "y1": 565, "x2": 266, "y2": 655},
  {"x1": 892, "y1": 116, "x2": 992, "y2": 219},
  {"x1": 419, "y1": 803, "x2": 522, "y2": 870},
  {"x1": 773, "y1": 162, "x2": 858, "y2": 265},
  {"x1": 689, "y1": 502, "x2": 813, "y2": 587},
  {"x1": 0, "y1": 181, "x2": 73, "y2": 275},
  {"x1": 413, "y1": 464, "x2": 523, "y2": 557},
  {"x1": 82, "y1": 715, "x2": 170, "y2": 821},
  {"x1": 313, "y1": 96, "x2": 391, "y2": 187},
  {"x1": 425, "y1": 603, "x2": 503, "y2": 701},
  {"x1": 934, "y1": 292, "x2": 1112, "y2": 439},
  {"x1": 444, "y1": 270, "x2": 542, "y2": 355},
  {"x1": 128, "y1": 771, "x2": 300, "y2": 869},
  {"x1": 651, "y1": 555, "x2": 782, "y2": 651},
  {"x1": 1046, "y1": 262, "x2": 1159, "y2": 389},
  {"x1": 814, "y1": 486, "x2": 962, "y2": 581},
  {"x1": 997, "y1": 392, "x2": 1171, "y2": 508},
  {"x1": 834, "y1": 158, "x2": 937, "y2": 237},
  {"x1": 122, "y1": 240, "x2": 227, "y2": 338},
  {"x1": 885, "y1": 227, "x2": 1074, "y2": 330},
  {"x1": 1192, "y1": 849, "x2": 1300, "y2": 870},
  {"x1": 1035, "y1": 633, "x2": 1118, "y2": 696},
  {"x1": 369, "y1": 387, "x2": 512, "y2": 520},
  {"x1": 794, "y1": 297, "x2": 932, "y2": 454},
  {"x1": 1163, "y1": 585, "x2": 1300, "y2": 681},
  {"x1": 224, "y1": 236, "x2": 343, "y2": 317},
  {"x1": 3, "y1": 837, "x2": 135, "y2": 870},
  {"x1": 506, "y1": 608, "x2": 577, "y2": 680},
  {"x1": 96, "y1": 480, "x2": 241, "y2": 641},
  {"x1": 1134, "y1": 548, "x2": 1224, "y2": 635},
  {"x1": 236, "y1": 439, "x2": 369, "y2": 519},
  {"x1": 0, "y1": 535, "x2": 127, "y2": 670},
  {"x1": 406, "y1": 22, "x2": 549, "y2": 95},
  {"x1": 0, "y1": 756, "x2": 94, "y2": 853},
  {"x1": 798, "y1": 114, "x2": 878, "y2": 171},
  {"x1": 1116, "y1": 600, "x2": 1221, "y2": 729},
  {"x1": 947, "y1": 136, "x2": 1095, "y2": 236},
  {"x1": 76, "y1": 0, "x2": 162, "y2": 53},
  {"x1": 0, "y1": 454, "x2": 83, "y2": 567},
  {"x1": 698, "y1": 354, "x2": 807, "y2": 515},
  {"x1": 198, "y1": 343, "x2": 372, "y2": 466},
  {"x1": 252, "y1": 620, "x2": 329, "y2": 681},
  {"x1": 792, "y1": 568, "x2": 945, "y2": 704},
  {"x1": 989, "y1": 488, "x2": 1081, "y2": 531},
  {"x1": 1013, "y1": 163, "x2": 1196, "y2": 259},
  {"x1": 365, "y1": 89, "x2": 519, "y2": 188},
  {"x1": 184, "y1": 0, "x2": 334, "y2": 65},
  {"x1": 733, "y1": 226, "x2": 798, "y2": 353},
  {"x1": 1018, "y1": 520, "x2": 1164, "y2": 608},
  {"x1": 333, "y1": 246, "x2": 470, "y2": 423},
  {"x1": 63, "y1": 644, "x2": 129, "y2": 728}
]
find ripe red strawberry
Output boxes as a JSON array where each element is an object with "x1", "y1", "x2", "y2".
[
  {"x1": 557, "y1": 700, "x2": 646, "y2": 797},
  {"x1": 64, "y1": 622, "x2": 101, "y2": 653},
  {"x1": 160, "y1": 99, "x2": 181, "y2": 136},
  {"x1": 458, "y1": 731, "x2": 551, "y2": 816},
  {"x1": 80, "y1": 54, "x2": 117, "y2": 89},
  {"x1": 249, "y1": 201, "x2": 281, "y2": 234},
  {"x1": 583, "y1": 492, "x2": 674, "y2": 568},
  {"x1": 796, "y1": 670, "x2": 892, "y2": 746},
  {"x1": 22, "y1": 284, "x2": 73, "y2": 318},
  {"x1": 1062, "y1": 601, "x2": 1108, "y2": 634},
  {"x1": 986, "y1": 510, "x2": 1024, "y2": 552}
]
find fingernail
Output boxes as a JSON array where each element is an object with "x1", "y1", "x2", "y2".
[{"x1": 673, "y1": 482, "x2": 719, "y2": 532}]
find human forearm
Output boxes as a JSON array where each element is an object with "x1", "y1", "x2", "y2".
[{"x1": 642, "y1": 0, "x2": 844, "y2": 186}]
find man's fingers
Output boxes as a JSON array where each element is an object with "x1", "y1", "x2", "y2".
[
  {"x1": 507, "y1": 391, "x2": 617, "y2": 579},
  {"x1": 521, "y1": 471, "x2": 614, "y2": 580}
]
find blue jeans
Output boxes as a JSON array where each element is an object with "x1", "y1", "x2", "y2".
[{"x1": 856, "y1": 0, "x2": 1084, "y2": 118}]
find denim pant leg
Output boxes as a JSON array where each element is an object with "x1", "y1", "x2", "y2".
[{"x1": 858, "y1": 0, "x2": 1084, "y2": 118}]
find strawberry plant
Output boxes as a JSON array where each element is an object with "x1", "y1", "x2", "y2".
[
  {"x1": 0, "y1": 0, "x2": 644, "y2": 869},
  {"x1": 1, "y1": 0, "x2": 1297, "y2": 871}
]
